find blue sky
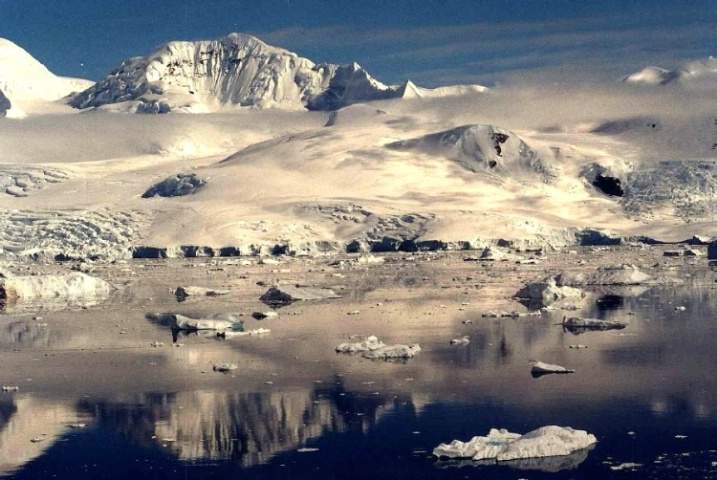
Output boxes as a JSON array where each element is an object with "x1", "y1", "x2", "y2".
[{"x1": 0, "y1": 0, "x2": 714, "y2": 87}]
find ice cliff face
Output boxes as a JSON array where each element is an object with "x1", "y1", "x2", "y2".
[{"x1": 70, "y1": 33, "x2": 404, "y2": 112}]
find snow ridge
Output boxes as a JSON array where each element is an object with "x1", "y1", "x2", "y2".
[{"x1": 70, "y1": 33, "x2": 404, "y2": 112}]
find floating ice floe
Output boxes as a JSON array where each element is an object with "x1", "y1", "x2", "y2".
[
  {"x1": 335, "y1": 335, "x2": 421, "y2": 360},
  {"x1": 433, "y1": 426, "x2": 597, "y2": 467}
]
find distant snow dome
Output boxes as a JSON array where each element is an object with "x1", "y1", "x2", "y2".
[
  {"x1": 622, "y1": 58, "x2": 717, "y2": 86},
  {"x1": 622, "y1": 66, "x2": 682, "y2": 85}
]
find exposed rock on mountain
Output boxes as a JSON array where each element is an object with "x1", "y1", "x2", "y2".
[{"x1": 142, "y1": 173, "x2": 205, "y2": 198}]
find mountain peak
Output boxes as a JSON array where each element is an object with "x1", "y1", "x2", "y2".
[{"x1": 69, "y1": 33, "x2": 404, "y2": 113}]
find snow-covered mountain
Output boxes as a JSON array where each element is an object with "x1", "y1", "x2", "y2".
[
  {"x1": 70, "y1": 33, "x2": 411, "y2": 113},
  {"x1": 0, "y1": 38, "x2": 93, "y2": 105}
]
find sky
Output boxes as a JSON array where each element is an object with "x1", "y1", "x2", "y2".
[{"x1": 0, "y1": 0, "x2": 714, "y2": 87}]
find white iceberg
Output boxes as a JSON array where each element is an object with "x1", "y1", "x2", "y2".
[{"x1": 433, "y1": 426, "x2": 597, "y2": 464}]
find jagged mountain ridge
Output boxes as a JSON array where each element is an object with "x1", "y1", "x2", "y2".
[{"x1": 70, "y1": 33, "x2": 414, "y2": 112}]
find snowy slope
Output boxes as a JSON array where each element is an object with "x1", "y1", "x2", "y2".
[
  {"x1": 70, "y1": 33, "x2": 406, "y2": 113},
  {"x1": 0, "y1": 38, "x2": 93, "y2": 103}
]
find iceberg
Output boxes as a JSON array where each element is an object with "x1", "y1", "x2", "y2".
[{"x1": 434, "y1": 426, "x2": 597, "y2": 467}]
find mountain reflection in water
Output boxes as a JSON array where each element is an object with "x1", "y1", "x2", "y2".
[{"x1": 77, "y1": 382, "x2": 411, "y2": 468}]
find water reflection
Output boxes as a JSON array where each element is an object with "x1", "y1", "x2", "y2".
[
  {"x1": 0, "y1": 320, "x2": 90, "y2": 350},
  {"x1": 0, "y1": 280, "x2": 714, "y2": 478},
  {"x1": 0, "y1": 396, "x2": 88, "y2": 477}
]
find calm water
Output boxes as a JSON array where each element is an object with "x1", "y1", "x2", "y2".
[{"x1": 1, "y1": 281, "x2": 715, "y2": 479}]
